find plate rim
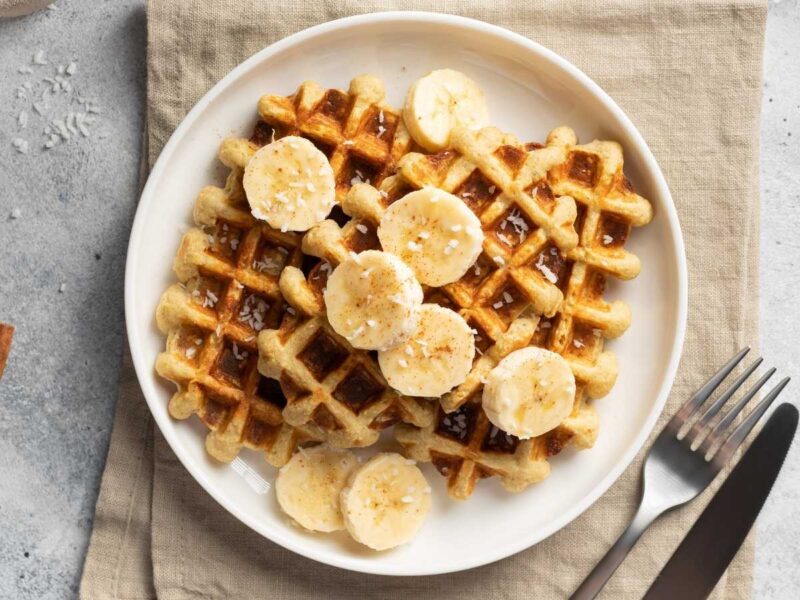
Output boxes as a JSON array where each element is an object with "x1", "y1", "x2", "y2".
[{"x1": 125, "y1": 10, "x2": 688, "y2": 576}]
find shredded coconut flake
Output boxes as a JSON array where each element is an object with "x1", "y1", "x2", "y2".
[
  {"x1": 398, "y1": 359, "x2": 409, "y2": 368},
  {"x1": 602, "y1": 234, "x2": 613, "y2": 245},
  {"x1": 535, "y1": 254, "x2": 558, "y2": 284},
  {"x1": 356, "y1": 223, "x2": 368, "y2": 234}
]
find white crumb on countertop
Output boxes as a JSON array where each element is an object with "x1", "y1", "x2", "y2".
[
  {"x1": 8, "y1": 55, "x2": 98, "y2": 154},
  {"x1": 12, "y1": 138, "x2": 29, "y2": 154}
]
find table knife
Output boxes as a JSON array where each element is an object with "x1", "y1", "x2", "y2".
[{"x1": 644, "y1": 402, "x2": 798, "y2": 600}]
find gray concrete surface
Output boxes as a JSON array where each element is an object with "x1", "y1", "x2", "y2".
[{"x1": 0, "y1": 1, "x2": 797, "y2": 598}]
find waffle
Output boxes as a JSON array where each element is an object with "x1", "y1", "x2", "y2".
[
  {"x1": 257, "y1": 269, "x2": 436, "y2": 447},
  {"x1": 255, "y1": 74, "x2": 414, "y2": 205},
  {"x1": 253, "y1": 78, "x2": 434, "y2": 448},
  {"x1": 282, "y1": 181, "x2": 551, "y2": 497},
  {"x1": 155, "y1": 132, "x2": 321, "y2": 466},
  {"x1": 394, "y1": 125, "x2": 652, "y2": 499},
  {"x1": 156, "y1": 74, "x2": 417, "y2": 464},
  {"x1": 398, "y1": 125, "x2": 652, "y2": 401}
]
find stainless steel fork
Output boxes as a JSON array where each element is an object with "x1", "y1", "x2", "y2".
[{"x1": 571, "y1": 347, "x2": 790, "y2": 600}]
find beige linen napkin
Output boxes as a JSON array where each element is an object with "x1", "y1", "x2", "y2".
[
  {"x1": 80, "y1": 1, "x2": 767, "y2": 598},
  {"x1": 0, "y1": 0, "x2": 51, "y2": 18}
]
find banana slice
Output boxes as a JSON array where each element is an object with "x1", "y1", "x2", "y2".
[
  {"x1": 379, "y1": 304, "x2": 475, "y2": 397},
  {"x1": 275, "y1": 446, "x2": 359, "y2": 532},
  {"x1": 324, "y1": 250, "x2": 423, "y2": 351},
  {"x1": 243, "y1": 135, "x2": 335, "y2": 232},
  {"x1": 340, "y1": 453, "x2": 432, "y2": 551},
  {"x1": 482, "y1": 347, "x2": 576, "y2": 439},
  {"x1": 378, "y1": 188, "x2": 484, "y2": 287},
  {"x1": 404, "y1": 69, "x2": 489, "y2": 152}
]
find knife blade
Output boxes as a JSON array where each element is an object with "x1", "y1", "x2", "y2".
[{"x1": 644, "y1": 402, "x2": 798, "y2": 600}]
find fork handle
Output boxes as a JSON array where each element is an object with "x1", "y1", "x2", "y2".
[{"x1": 570, "y1": 503, "x2": 663, "y2": 600}]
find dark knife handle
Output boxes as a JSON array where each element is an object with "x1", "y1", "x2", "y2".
[{"x1": 644, "y1": 403, "x2": 798, "y2": 600}]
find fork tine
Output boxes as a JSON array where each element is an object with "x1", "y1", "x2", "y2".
[
  {"x1": 706, "y1": 376, "x2": 789, "y2": 463},
  {"x1": 697, "y1": 367, "x2": 776, "y2": 455},
  {"x1": 683, "y1": 357, "x2": 763, "y2": 443},
  {"x1": 670, "y1": 347, "x2": 750, "y2": 430}
]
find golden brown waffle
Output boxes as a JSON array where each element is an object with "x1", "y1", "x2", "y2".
[
  {"x1": 156, "y1": 74, "x2": 416, "y2": 465},
  {"x1": 257, "y1": 304, "x2": 435, "y2": 448},
  {"x1": 155, "y1": 133, "x2": 320, "y2": 467},
  {"x1": 252, "y1": 78, "x2": 432, "y2": 449},
  {"x1": 398, "y1": 125, "x2": 652, "y2": 403},
  {"x1": 397, "y1": 400, "x2": 552, "y2": 500},
  {"x1": 255, "y1": 74, "x2": 414, "y2": 205},
  {"x1": 289, "y1": 180, "x2": 570, "y2": 498},
  {"x1": 394, "y1": 125, "x2": 652, "y2": 499}
]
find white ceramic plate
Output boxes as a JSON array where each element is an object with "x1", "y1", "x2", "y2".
[{"x1": 126, "y1": 12, "x2": 687, "y2": 576}]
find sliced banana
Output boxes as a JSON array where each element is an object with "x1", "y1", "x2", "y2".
[
  {"x1": 243, "y1": 135, "x2": 335, "y2": 232},
  {"x1": 340, "y1": 453, "x2": 432, "y2": 551},
  {"x1": 324, "y1": 250, "x2": 423, "y2": 351},
  {"x1": 379, "y1": 304, "x2": 475, "y2": 397},
  {"x1": 404, "y1": 69, "x2": 489, "y2": 152},
  {"x1": 482, "y1": 347, "x2": 576, "y2": 439},
  {"x1": 275, "y1": 446, "x2": 359, "y2": 532},
  {"x1": 378, "y1": 187, "x2": 484, "y2": 287}
]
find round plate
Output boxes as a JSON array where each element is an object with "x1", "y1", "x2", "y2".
[{"x1": 126, "y1": 11, "x2": 687, "y2": 576}]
